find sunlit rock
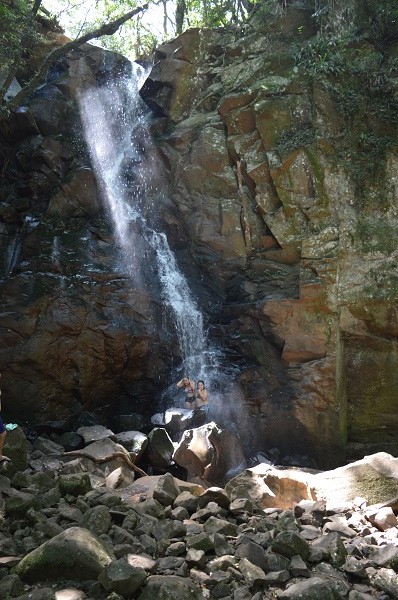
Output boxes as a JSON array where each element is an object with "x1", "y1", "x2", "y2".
[
  {"x1": 173, "y1": 424, "x2": 213, "y2": 478},
  {"x1": 225, "y1": 463, "x2": 315, "y2": 510},
  {"x1": 173, "y1": 422, "x2": 245, "y2": 485},
  {"x1": 105, "y1": 465, "x2": 135, "y2": 490},
  {"x1": 312, "y1": 452, "x2": 398, "y2": 510}
]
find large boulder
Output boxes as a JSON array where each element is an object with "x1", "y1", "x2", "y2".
[
  {"x1": 313, "y1": 452, "x2": 398, "y2": 509},
  {"x1": 146, "y1": 428, "x2": 174, "y2": 469},
  {"x1": 173, "y1": 423, "x2": 213, "y2": 478},
  {"x1": 225, "y1": 453, "x2": 398, "y2": 510},
  {"x1": 98, "y1": 558, "x2": 147, "y2": 595},
  {"x1": 173, "y1": 422, "x2": 246, "y2": 485},
  {"x1": 13, "y1": 527, "x2": 114, "y2": 582},
  {"x1": 3, "y1": 426, "x2": 28, "y2": 473},
  {"x1": 225, "y1": 463, "x2": 315, "y2": 509}
]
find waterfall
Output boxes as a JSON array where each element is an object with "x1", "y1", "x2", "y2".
[
  {"x1": 78, "y1": 65, "x2": 208, "y2": 379},
  {"x1": 150, "y1": 230, "x2": 205, "y2": 376}
]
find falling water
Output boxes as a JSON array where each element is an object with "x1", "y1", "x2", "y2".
[{"x1": 78, "y1": 65, "x2": 208, "y2": 377}]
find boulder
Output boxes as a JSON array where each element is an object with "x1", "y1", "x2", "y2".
[
  {"x1": 152, "y1": 472, "x2": 181, "y2": 506},
  {"x1": 162, "y1": 408, "x2": 197, "y2": 439},
  {"x1": 173, "y1": 424, "x2": 213, "y2": 477},
  {"x1": 80, "y1": 505, "x2": 112, "y2": 536},
  {"x1": 113, "y1": 431, "x2": 148, "y2": 462},
  {"x1": 14, "y1": 527, "x2": 114, "y2": 582},
  {"x1": 76, "y1": 425, "x2": 115, "y2": 444},
  {"x1": 57, "y1": 432, "x2": 84, "y2": 452},
  {"x1": 272, "y1": 530, "x2": 310, "y2": 561},
  {"x1": 146, "y1": 428, "x2": 174, "y2": 469},
  {"x1": 5, "y1": 490, "x2": 40, "y2": 517},
  {"x1": 57, "y1": 473, "x2": 92, "y2": 497},
  {"x1": 69, "y1": 438, "x2": 132, "y2": 476},
  {"x1": 225, "y1": 463, "x2": 315, "y2": 509},
  {"x1": 203, "y1": 425, "x2": 246, "y2": 484},
  {"x1": 105, "y1": 465, "x2": 135, "y2": 490},
  {"x1": 313, "y1": 453, "x2": 398, "y2": 509},
  {"x1": 98, "y1": 558, "x2": 147, "y2": 595},
  {"x1": 225, "y1": 453, "x2": 398, "y2": 511},
  {"x1": 173, "y1": 422, "x2": 246, "y2": 485},
  {"x1": 278, "y1": 576, "x2": 344, "y2": 599},
  {"x1": 3, "y1": 426, "x2": 28, "y2": 473}
]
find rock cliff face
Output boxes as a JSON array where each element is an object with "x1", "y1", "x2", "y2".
[
  {"x1": 139, "y1": 8, "x2": 398, "y2": 467},
  {"x1": 1, "y1": 6, "x2": 398, "y2": 468}
]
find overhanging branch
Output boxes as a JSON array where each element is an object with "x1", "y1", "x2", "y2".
[{"x1": 2, "y1": 3, "x2": 149, "y2": 115}]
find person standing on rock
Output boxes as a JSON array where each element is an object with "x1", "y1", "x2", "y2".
[
  {"x1": 195, "y1": 380, "x2": 209, "y2": 410},
  {"x1": 0, "y1": 373, "x2": 10, "y2": 464},
  {"x1": 176, "y1": 376, "x2": 196, "y2": 408}
]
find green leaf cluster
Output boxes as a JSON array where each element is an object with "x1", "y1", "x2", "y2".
[
  {"x1": 355, "y1": 0, "x2": 398, "y2": 43},
  {"x1": 0, "y1": 0, "x2": 36, "y2": 69}
]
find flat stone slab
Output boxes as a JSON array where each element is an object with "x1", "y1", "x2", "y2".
[{"x1": 76, "y1": 426, "x2": 114, "y2": 444}]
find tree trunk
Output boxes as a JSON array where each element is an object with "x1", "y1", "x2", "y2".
[{"x1": 175, "y1": 0, "x2": 186, "y2": 34}]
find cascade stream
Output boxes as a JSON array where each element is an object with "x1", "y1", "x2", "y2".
[{"x1": 78, "y1": 65, "x2": 227, "y2": 409}]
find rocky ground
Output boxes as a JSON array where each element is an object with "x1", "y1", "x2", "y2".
[{"x1": 1, "y1": 423, "x2": 398, "y2": 599}]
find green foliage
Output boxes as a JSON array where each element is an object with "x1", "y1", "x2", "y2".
[
  {"x1": 308, "y1": 0, "x2": 398, "y2": 44},
  {"x1": 249, "y1": 0, "x2": 287, "y2": 23},
  {"x1": 294, "y1": 13, "x2": 398, "y2": 209},
  {"x1": 294, "y1": 36, "x2": 347, "y2": 75},
  {"x1": 179, "y1": 0, "x2": 253, "y2": 31},
  {"x1": 355, "y1": 0, "x2": 398, "y2": 43},
  {"x1": 43, "y1": 0, "x2": 148, "y2": 59},
  {"x1": 275, "y1": 124, "x2": 316, "y2": 156},
  {"x1": 0, "y1": 0, "x2": 37, "y2": 69},
  {"x1": 322, "y1": 48, "x2": 398, "y2": 124},
  {"x1": 44, "y1": 0, "x2": 257, "y2": 59}
]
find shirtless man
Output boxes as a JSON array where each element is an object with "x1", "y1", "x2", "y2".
[
  {"x1": 176, "y1": 376, "x2": 196, "y2": 409},
  {"x1": 0, "y1": 373, "x2": 10, "y2": 464}
]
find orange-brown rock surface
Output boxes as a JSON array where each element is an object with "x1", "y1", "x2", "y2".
[{"x1": 1, "y1": 7, "x2": 398, "y2": 468}]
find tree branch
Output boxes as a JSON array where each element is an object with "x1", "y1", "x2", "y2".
[
  {"x1": 32, "y1": 0, "x2": 43, "y2": 16},
  {"x1": 3, "y1": 3, "x2": 149, "y2": 115}
]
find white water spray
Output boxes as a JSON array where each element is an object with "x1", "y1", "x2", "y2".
[{"x1": 78, "y1": 66, "x2": 208, "y2": 377}]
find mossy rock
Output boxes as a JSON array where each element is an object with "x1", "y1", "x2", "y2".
[
  {"x1": 13, "y1": 527, "x2": 114, "y2": 582},
  {"x1": 57, "y1": 473, "x2": 92, "y2": 497}
]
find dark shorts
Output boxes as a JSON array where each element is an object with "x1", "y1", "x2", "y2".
[
  {"x1": 185, "y1": 397, "x2": 196, "y2": 406},
  {"x1": 0, "y1": 415, "x2": 5, "y2": 434}
]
